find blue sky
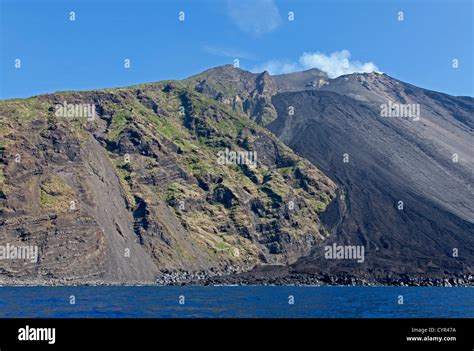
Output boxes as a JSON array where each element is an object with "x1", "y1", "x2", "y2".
[{"x1": 1, "y1": 0, "x2": 472, "y2": 99}]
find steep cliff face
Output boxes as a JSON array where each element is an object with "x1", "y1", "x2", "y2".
[{"x1": 0, "y1": 79, "x2": 336, "y2": 284}]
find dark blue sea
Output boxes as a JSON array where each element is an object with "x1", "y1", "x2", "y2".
[{"x1": 0, "y1": 286, "x2": 472, "y2": 318}]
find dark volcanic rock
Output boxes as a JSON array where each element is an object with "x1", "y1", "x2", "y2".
[{"x1": 266, "y1": 83, "x2": 474, "y2": 280}]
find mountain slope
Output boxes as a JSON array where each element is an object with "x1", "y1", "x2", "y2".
[
  {"x1": 188, "y1": 65, "x2": 474, "y2": 285},
  {"x1": 1, "y1": 65, "x2": 472, "y2": 285},
  {"x1": 0, "y1": 80, "x2": 336, "y2": 284}
]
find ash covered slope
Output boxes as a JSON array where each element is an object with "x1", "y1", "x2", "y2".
[
  {"x1": 0, "y1": 79, "x2": 336, "y2": 284},
  {"x1": 266, "y1": 73, "x2": 474, "y2": 282}
]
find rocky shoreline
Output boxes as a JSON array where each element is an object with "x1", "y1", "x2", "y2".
[
  {"x1": 195, "y1": 274, "x2": 474, "y2": 287},
  {"x1": 163, "y1": 270, "x2": 474, "y2": 287},
  {"x1": 1, "y1": 269, "x2": 473, "y2": 287}
]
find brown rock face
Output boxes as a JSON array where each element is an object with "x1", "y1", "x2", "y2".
[{"x1": 0, "y1": 75, "x2": 336, "y2": 284}]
